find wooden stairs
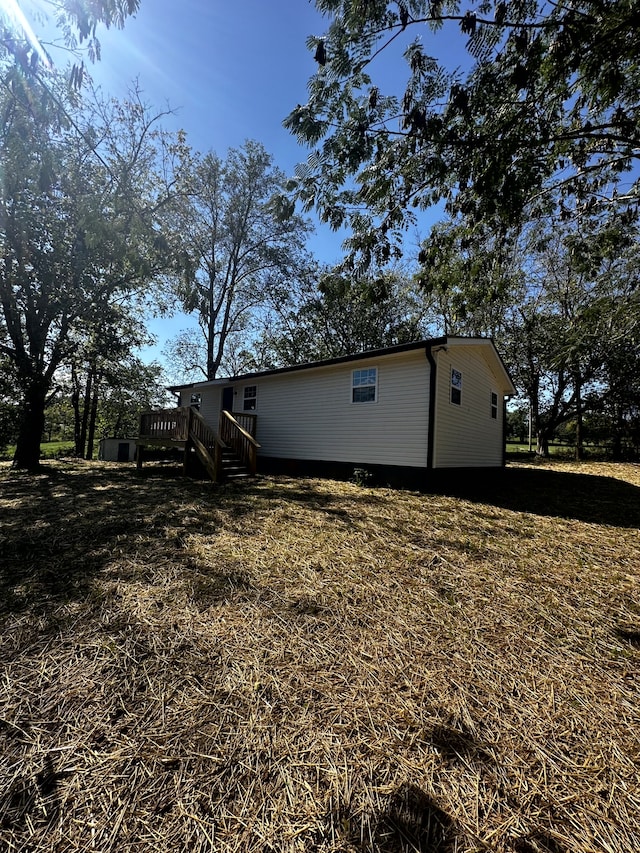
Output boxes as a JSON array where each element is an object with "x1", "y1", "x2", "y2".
[
  {"x1": 137, "y1": 407, "x2": 260, "y2": 483},
  {"x1": 220, "y1": 446, "x2": 250, "y2": 481}
]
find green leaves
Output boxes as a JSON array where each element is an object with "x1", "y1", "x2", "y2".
[
  {"x1": 285, "y1": 1, "x2": 640, "y2": 269},
  {"x1": 259, "y1": 266, "x2": 429, "y2": 366},
  {"x1": 169, "y1": 140, "x2": 313, "y2": 380},
  {"x1": 0, "y1": 71, "x2": 180, "y2": 468}
]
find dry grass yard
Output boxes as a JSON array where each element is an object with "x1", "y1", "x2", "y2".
[{"x1": 0, "y1": 459, "x2": 639, "y2": 852}]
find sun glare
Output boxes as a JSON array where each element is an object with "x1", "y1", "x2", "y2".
[{"x1": 1, "y1": 0, "x2": 51, "y2": 67}]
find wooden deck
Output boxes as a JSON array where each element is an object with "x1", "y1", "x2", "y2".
[
  {"x1": 137, "y1": 407, "x2": 259, "y2": 482},
  {"x1": 138, "y1": 408, "x2": 190, "y2": 445}
]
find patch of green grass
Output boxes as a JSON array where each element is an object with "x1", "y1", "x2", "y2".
[
  {"x1": 36, "y1": 440, "x2": 75, "y2": 459},
  {"x1": 0, "y1": 439, "x2": 76, "y2": 461},
  {"x1": 506, "y1": 441, "x2": 611, "y2": 459},
  {"x1": 39, "y1": 439, "x2": 75, "y2": 458}
]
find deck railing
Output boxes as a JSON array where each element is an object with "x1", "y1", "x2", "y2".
[
  {"x1": 189, "y1": 409, "x2": 224, "y2": 481},
  {"x1": 231, "y1": 412, "x2": 257, "y2": 439},
  {"x1": 139, "y1": 407, "x2": 190, "y2": 441},
  {"x1": 219, "y1": 410, "x2": 260, "y2": 475},
  {"x1": 138, "y1": 406, "x2": 260, "y2": 481}
]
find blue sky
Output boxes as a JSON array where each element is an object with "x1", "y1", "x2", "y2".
[
  {"x1": 86, "y1": 0, "x2": 347, "y2": 263},
  {"x1": 28, "y1": 1, "x2": 461, "y2": 363},
  {"x1": 84, "y1": 0, "x2": 460, "y2": 261},
  {"x1": 92, "y1": 0, "x2": 324, "y2": 160}
]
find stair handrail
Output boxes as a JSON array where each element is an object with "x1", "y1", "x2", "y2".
[
  {"x1": 219, "y1": 409, "x2": 260, "y2": 475},
  {"x1": 232, "y1": 413, "x2": 257, "y2": 438},
  {"x1": 189, "y1": 407, "x2": 225, "y2": 481}
]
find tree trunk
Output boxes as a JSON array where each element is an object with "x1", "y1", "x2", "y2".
[
  {"x1": 610, "y1": 404, "x2": 624, "y2": 461},
  {"x1": 574, "y1": 372, "x2": 584, "y2": 461},
  {"x1": 206, "y1": 318, "x2": 216, "y2": 381},
  {"x1": 574, "y1": 417, "x2": 583, "y2": 460},
  {"x1": 112, "y1": 413, "x2": 123, "y2": 438},
  {"x1": 72, "y1": 392, "x2": 81, "y2": 454},
  {"x1": 13, "y1": 380, "x2": 48, "y2": 471},
  {"x1": 536, "y1": 431, "x2": 550, "y2": 457},
  {"x1": 85, "y1": 379, "x2": 100, "y2": 460},
  {"x1": 78, "y1": 367, "x2": 93, "y2": 457},
  {"x1": 71, "y1": 365, "x2": 82, "y2": 456}
]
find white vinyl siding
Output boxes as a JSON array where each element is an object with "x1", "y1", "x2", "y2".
[
  {"x1": 432, "y1": 345, "x2": 504, "y2": 468},
  {"x1": 170, "y1": 338, "x2": 513, "y2": 473},
  {"x1": 254, "y1": 350, "x2": 430, "y2": 468},
  {"x1": 197, "y1": 385, "x2": 222, "y2": 428}
]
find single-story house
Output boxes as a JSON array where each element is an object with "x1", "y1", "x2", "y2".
[{"x1": 160, "y1": 336, "x2": 516, "y2": 488}]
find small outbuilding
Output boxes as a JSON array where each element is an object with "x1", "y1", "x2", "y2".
[{"x1": 98, "y1": 438, "x2": 137, "y2": 463}]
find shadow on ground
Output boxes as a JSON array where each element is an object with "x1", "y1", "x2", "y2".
[
  {"x1": 0, "y1": 461, "x2": 401, "y2": 623},
  {"x1": 259, "y1": 464, "x2": 640, "y2": 527},
  {"x1": 358, "y1": 784, "x2": 459, "y2": 852},
  {"x1": 2, "y1": 460, "x2": 637, "y2": 626},
  {"x1": 428, "y1": 466, "x2": 640, "y2": 528},
  {"x1": 0, "y1": 463, "x2": 227, "y2": 619}
]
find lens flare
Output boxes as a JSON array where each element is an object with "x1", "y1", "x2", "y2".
[{"x1": 1, "y1": 0, "x2": 52, "y2": 68}]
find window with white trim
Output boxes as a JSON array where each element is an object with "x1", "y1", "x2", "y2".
[
  {"x1": 243, "y1": 385, "x2": 257, "y2": 411},
  {"x1": 491, "y1": 391, "x2": 498, "y2": 419},
  {"x1": 352, "y1": 368, "x2": 377, "y2": 403},
  {"x1": 450, "y1": 368, "x2": 462, "y2": 405}
]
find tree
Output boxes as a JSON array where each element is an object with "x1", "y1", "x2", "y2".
[
  {"x1": 0, "y1": 70, "x2": 178, "y2": 469},
  {"x1": 259, "y1": 267, "x2": 430, "y2": 365},
  {"x1": 67, "y1": 305, "x2": 156, "y2": 458},
  {"x1": 506, "y1": 404, "x2": 528, "y2": 444},
  {"x1": 42, "y1": 394, "x2": 74, "y2": 444},
  {"x1": 76, "y1": 355, "x2": 167, "y2": 452},
  {"x1": 170, "y1": 140, "x2": 313, "y2": 380},
  {"x1": 0, "y1": 353, "x2": 20, "y2": 453},
  {"x1": 285, "y1": 1, "x2": 640, "y2": 269},
  {"x1": 599, "y1": 339, "x2": 640, "y2": 459},
  {"x1": 423, "y1": 215, "x2": 640, "y2": 456},
  {"x1": 416, "y1": 219, "x2": 518, "y2": 338},
  {"x1": 95, "y1": 358, "x2": 167, "y2": 439},
  {"x1": 1, "y1": 0, "x2": 140, "y2": 78},
  {"x1": 162, "y1": 321, "x2": 267, "y2": 384}
]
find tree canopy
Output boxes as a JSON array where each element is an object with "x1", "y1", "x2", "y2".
[
  {"x1": 168, "y1": 140, "x2": 313, "y2": 381},
  {"x1": 1, "y1": 0, "x2": 140, "y2": 76},
  {"x1": 285, "y1": 0, "x2": 640, "y2": 269},
  {"x1": 0, "y1": 70, "x2": 179, "y2": 469},
  {"x1": 259, "y1": 267, "x2": 430, "y2": 366},
  {"x1": 423, "y1": 213, "x2": 640, "y2": 456}
]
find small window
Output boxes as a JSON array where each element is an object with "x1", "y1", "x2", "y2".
[
  {"x1": 352, "y1": 368, "x2": 377, "y2": 403},
  {"x1": 451, "y1": 368, "x2": 462, "y2": 405},
  {"x1": 491, "y1": 391, "x2": 498, "y2": 419},
  {"x1": 190, "y1": 393, "x2": 201, "y2": 411},
  {"x1": 243, "y1": 385, "x2": 257, "y2": 411}
]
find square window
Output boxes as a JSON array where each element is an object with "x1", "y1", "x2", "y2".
[{"x1": 352, "y1": 368, "x2": 377, "y2": 403}]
